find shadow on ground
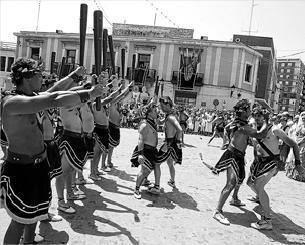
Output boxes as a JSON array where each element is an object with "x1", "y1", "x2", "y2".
[
  {"x1": 141, "y1": 187, "x2": 199, "y2": 211},
  {"x1": 106, "y1": 166, "x2": 137, "y2": 182},
  {"x1": 39, "y1": 222, "x2": 69, "y2": 244},
  {"x1": 224, "y1": 206, "x2": 305, "y2": 245},
  {"x1": 42, "y1": 186, "x2": 140, "y2": 245}
]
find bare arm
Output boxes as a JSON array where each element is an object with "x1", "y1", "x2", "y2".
[
  {"x1": 110, "y1": 82, "x2": 134, "y2": 105},
  {"x1": 46, "y1": 76, "x2": 75, "y2": 93},
  {"x1": 100, "y1": 85, "x2": 123, "y2": 106},
  {"x1": 168, "y1": 115, "x2": 183, "y2": 141},
  {"x1": 273, "y1": 128, "x2": 300, "y2": 161},
  {"x1": 138, "y1": 122, "x2": 147, "y2": 152},
  {"x1": 4, "y1": 85, "x2": 105, "y2": 115},
  {"x1": 240, "y1": 122, "x2": 269, "y2": 139}
]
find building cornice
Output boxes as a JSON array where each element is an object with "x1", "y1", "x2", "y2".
[{"x1": 14, "y1": 31, "x2": 263, "y2": 58}]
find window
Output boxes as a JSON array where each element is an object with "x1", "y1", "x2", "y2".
[
  {"x1": 66, "y1": 49, "x2": 76, "y2": 64},
  {"x1": 282, "y1": 107, "x2": 286, "y2": 110},
  {"x1": 291, "y1": 88, "x2": 296, "y2": 93},
  {"x1": 293, "y1": 81, "x2": 297, "y2": 86},
  {"x1": 283, "y1": 87, "x2": 288, "y2": 92},
  {"x1": 6, "y1": 57, "x2": 14, "y2": 72},
  {"x1": 31, "y1": 47, "x2": 40, "y2": 60},
  {"x1": 278, "y1": 81, "x2": 282, "y2": 85},
  {"x1": 280, "y1": 75, "x2": 283, "y2": 78},
  {"x1": 281, "y1": 63, "x2": 285, "y2": 67},
  {"x1": 244, "y1": 64, "x2": 252, "y2": 83},
  {"x1": 0, "y1": 56, "x2": 6, "y2": 71},
  {"x1": 294, "y1": 75, "x2": 298, "y2": 79},
  {"x1": 280, "y1": 69, "x2": 284, "y2": 73},
  {"x1": 285, "y1": 81, "x2": 289, "y2": 85},
  {"x1": 287, "y1": 69, "x2": 291, "y2": 73},
  {"x1": 286, "y1": 75, "x2": 290, "y2": 79},
  {"x1": 288, "y1": 63, "x2": 293, "y2": 66},
  {"x1": 288, "y1": 108, "x2": 295, "y2": 112}
]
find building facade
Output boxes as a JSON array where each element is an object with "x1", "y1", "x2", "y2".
[
  {"x1": 0, "y1": 41, "x2": 15, "y2": 91},
  {"x1": 14, "y1": 24, "x2": 262, "y2": 109},
  {"x1": 277, "y1": 58, "x2": 305, "y2": 114},
  {"x1": 232, "y1": 35, "x2": 279, "y2": 111}
]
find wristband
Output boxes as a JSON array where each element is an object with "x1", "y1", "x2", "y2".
[
  {"x1": 69, "y1": 72, "x2": 82, "y2": 83},
  {"x1": 295, "y1": 159, "x2": 301, "y2": 166},
  {"x1": 76, "y1": 91, "x2": 90, "y2": 103}
]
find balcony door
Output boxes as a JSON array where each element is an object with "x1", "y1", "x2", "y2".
[{"x1": 137, "y1": 54, "x2": 150, "y2": 68}]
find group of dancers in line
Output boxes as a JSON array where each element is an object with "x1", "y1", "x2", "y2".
[
  {"x1": 0, "y1": 57, "x2": 304, "y2": 244},
  {"x1": 0, "y1": 57, "x2": 183, "y2": 244}
]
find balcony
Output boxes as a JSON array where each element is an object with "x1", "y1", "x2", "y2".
[
  {"x1": 126, "y1": 67, "x2": 156, "y2": 86},
  {"x1": 171, "y1": 71, "x2": 204, "y2": 89}
]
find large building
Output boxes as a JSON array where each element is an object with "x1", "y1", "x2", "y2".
[
  {"x1": 232, "y1": 35, "x2": 279, "y2": 111},
  {"x1": 14, "y1": 24, "x2": 262, "y2": 109},
  {"x1": 276, "y1": 58, "x2": 305, "y2": 114},
  {"x1": 0, "y1": 41, "x2": 15, "y2": 91}
]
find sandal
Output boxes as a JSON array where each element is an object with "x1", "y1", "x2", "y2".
[{"x1": 229, "y1": 198, "x2": 246, "y2": 207}]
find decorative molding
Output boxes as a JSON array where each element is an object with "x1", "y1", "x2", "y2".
[{"x1": 134, "y1": 44, "x2": 156, "y2": 52}]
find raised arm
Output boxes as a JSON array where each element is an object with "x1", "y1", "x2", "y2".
[
  {"x1": 47, "y1": 66, "x2": 86, "y2": 92},
  {"x1": 110, "y1": 81, "x2": 134, "y2": 105},
  {"x1": 4, "y1": 84, "x2": 105, "y2": 115},
  {"x1": 274, "y1": 128, "x2": 301, "y2": 162}
]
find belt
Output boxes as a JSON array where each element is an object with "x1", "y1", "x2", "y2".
[
  {"x1": 7, "y1": 149, "x2": 47, "y2": 164},
  {"x1": 63, "y1": 130, "x2": 83, "y2": 138},
  {"x1": 258, "y1": 154, "x2": 280, "y2": 161},
  {"x1": 95, "y1": 124, "x2": 109, "y2": 130},
  {"x1": 109, "y1": 121, "x2": 120, "y2": 129},
  {"x1": 227, "y1": 145, "x2": 245, "y2": 157},
  {"x1": 144, "y1": 144, "x2": 157, "y2": 150},
  {"x1": 84, "y1": 132, "x2": 93, "y2": 137}
]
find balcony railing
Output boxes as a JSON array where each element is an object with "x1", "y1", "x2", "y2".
[
  {"x1": 171, "y1": 71, "x2": 204, "y2": 89},
  {"x1": 126, "y1": 67, "x2": 156, "y2": 86}
]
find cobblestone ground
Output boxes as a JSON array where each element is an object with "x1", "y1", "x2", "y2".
[{"x1": 0, "y1": 128, "x2": 305, "y2": 245}]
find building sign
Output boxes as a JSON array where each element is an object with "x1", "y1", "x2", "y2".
[
  {"x1": 174, "y1": 90, "x2": 197, "y2": 106},
  {"x1": 113, "y1": 23, "x2": 194, "y2": 39}
]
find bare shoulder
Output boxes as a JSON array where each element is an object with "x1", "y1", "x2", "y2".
[
  {"x1": 138, "y1": 121, "x2": 148, "y2": 133},
  {"x1": 167, "y1": 114, "x2": 178, "y2": 123}
]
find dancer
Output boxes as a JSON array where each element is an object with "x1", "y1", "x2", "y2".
[
  {"x1": 178, "y1": 106, "x2": 189, "y2": 145},
  {"x1": 158, "y1": 96, "x2": 183, "y2": 188},
  {"x1": 202, "y1": 99, "x2": 269, "y2": 225},
  {"x1": 247, "y1": 107, "x2": 303, "y2": 230},
  {"x1": 131, "y1": 101, "x2": 160, "y2": 198},
  {"x1": 207, "y1": 113, "x2": 225, "y2": 145},
  {"x1": 91, "y1": 79, "x2": 134, "y2": 174},
  {"x1": 0, "y1": 58, "x2": 105, "y2": 244},
  {"x1": 107, "y1": 80, "x2": 132, "y2": 169}
]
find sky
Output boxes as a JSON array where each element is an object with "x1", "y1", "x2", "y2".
[{"x1": 1, "y1": 0, "x2": 305, "y2": 61}]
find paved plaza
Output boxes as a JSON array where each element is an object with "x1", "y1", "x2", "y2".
[{"x1": 0, "y1": 129, "x2": 304, "y2": 245}]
